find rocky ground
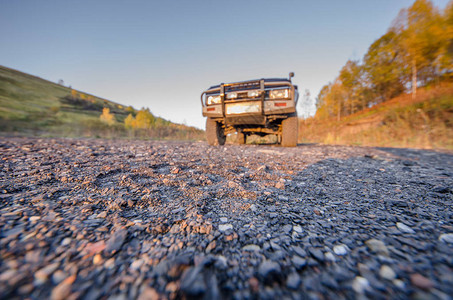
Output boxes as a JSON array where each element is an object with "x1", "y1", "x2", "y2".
[{"x1": 0, "y1": 137, "x2": 452, "y2": 300}]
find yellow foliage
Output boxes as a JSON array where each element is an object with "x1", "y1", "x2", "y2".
[
  {"x1": 315, "y1": 0, "x2": 450, "y2": 121},
  {"x1": 100, "y1": 107, "x2": 115, "y2": 125},
  {"x1": 124, "y1": 114, "x2": 136, "y2": 129},
  {"x1": 134, "y1": 109, "x2": 155, "y2": 129},
  {"x1": 123, "y1": 108, "x2": 156, "y2": 129}
]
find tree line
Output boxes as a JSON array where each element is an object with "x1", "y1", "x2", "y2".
[
  {"x1": 315, "y1": 0, "x2": 452, "y2": 120},
  {"x1": 95, "y1": 106, "x2": 204, "y2": 140},
  {"x1": 99, "y1": 107, "x2": 174, "y2": 129}
]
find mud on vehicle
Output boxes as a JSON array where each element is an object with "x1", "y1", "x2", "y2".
[{"x1": 201, "y1": 72, "x2": 299, "y2": 147}]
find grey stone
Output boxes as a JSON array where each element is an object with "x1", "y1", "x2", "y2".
[
  {"x1": 379, "y1": 265, "x2": 396, "y2": 281},
  {"x1": 333, "y1": 244, "x2": 348, "y2": 256},
  {"x1": 269, "y1": 212, "x2": 278, "y2": 218},
  {"x1": 286, "y1": 272, "x2": 301, "y2": 290},
  {"x1": 365, "y1": 239, "x2": 389, "y2": 256},
  {"x1": 321, "y1": 274, "x2": 339, "y2": 290},
  {"x1": 325, "y1": 252, "x2": 336, "y2": 262},
  {"x1": 180, "y1": 266, "x2": 206, "y2": 297},
  {"x1": 242, "y1": 244, "x2": 261, "y2": 252},
  {"x1": 439, "y1": 233, "x2": 453, "y2": 243},
  {"x1": 282, "y1": 224, "x2": 292, "y2": 233},
  {"x1": 105, "y1": 229, "x2": 127, "y2": 254},
  {"x1": 293, "y1": 225, "x2": 303, "y2": 233},
  {"x1": 292, "y1": 246, "x2": 307, "y2": 257},
  {"x1": 308, "y1": 248, "x2": 325, "y2": 262},
  {"x1": 214, "y1": 256, "x2": 228, "y2": 270},
  {"x1": 270, "y1": 241, "x2": 281, "y2": 251},
  {"x1": 352, "y1": 276, "x2": 370, "y2": 294},
  {"x1": 218, "y1": 224, "x2": 233, "y2": 232},
  {"x1": 258, "y1": 260, "x2": 281, "y2": 283},
  {"x1": 292, "y1": 256, "x2": 307, "y2": 269},
  {"x1": 396, "y1": 222, "x2": 415, "y2": 234}
]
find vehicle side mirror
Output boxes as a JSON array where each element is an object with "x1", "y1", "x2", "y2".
[{"x1": 289, "y1": 72, "x2": 294, "y2": 81}]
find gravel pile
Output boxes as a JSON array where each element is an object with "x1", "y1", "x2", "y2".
[{"x1": 0, "y1": 137, "x2": 452, "y2": 299}]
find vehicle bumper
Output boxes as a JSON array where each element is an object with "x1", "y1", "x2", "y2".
[
  {"x1": 203, "y1": 100, "x2": 296, "y2": 124},
  {"x1": 202, "y1": 104, "x2": 222, "y2": 118}
]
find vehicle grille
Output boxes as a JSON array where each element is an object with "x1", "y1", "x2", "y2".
[{"x1": 230, "y1": 91, "x2": 256, "y2": 100}]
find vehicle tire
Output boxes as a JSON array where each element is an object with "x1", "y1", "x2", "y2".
[
  {"x1": 237, "y1": 130, "x2": 246, "y2": 145},
  {"x1": 281, "y1": 114, "x2": 298, "y2": 147},
  {"x1": 206, "y1": 118, "x2": 226, "y2": 146}
]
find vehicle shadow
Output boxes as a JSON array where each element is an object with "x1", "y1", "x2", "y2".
[{"x1": 376, "y1": 146, "x2": 453, "y2": 165}]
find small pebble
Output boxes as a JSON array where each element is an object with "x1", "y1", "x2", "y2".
[
  {"x1": 410, "y1": 273, "x2": 434, "y2": 290},
  {"x1": 439, "y1": 233, "x2": 453, "y2": 243},
  {"x1": 396, "y1": 222, "x2": 415, "y2": 234},
  {"x1": 379, "y1": 265, "x2": 396, "y2": 281},
  {"x1": 218, "y1": 224, "x2": 233, "y2": 232},
  {"x1": 352, "y1": 276, "x2": 370, "y2": 294},
  {"x1": 333, "y1": 244, "x2": 348, "y2": 256},
  {"x1": 365, "y1": 239, "x2": 389, "y2": 256}
]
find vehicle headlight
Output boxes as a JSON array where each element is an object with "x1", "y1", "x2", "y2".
[
  {"x1": 226, "y1": 92, "x2": 237, "y2": 99},
  {"x1": 247, "y1": 90, "x2": 260, "y2": 98},
  {"x1": 207, "y1": 95, "x2": 221, "y2": 105},
  {"x1": 269, "y1": 89, "x2": 290, "y2": 99}
]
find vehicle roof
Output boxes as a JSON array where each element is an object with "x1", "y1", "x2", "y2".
[{"x1": 208, "y1": 78, "x2": 291, "y2": 90}]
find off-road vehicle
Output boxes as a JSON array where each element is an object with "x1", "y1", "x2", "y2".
[{"x1": 201, "y1": 72, "x2": 299, "y2": 147}]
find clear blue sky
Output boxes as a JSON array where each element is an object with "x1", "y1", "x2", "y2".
[{"x1": 0, "y1": 0, "x2": 449, "y2": 129}]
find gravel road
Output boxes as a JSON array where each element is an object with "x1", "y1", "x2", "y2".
[{"x1": 1, "y1": 137, "x2": 452, "y2": 300}]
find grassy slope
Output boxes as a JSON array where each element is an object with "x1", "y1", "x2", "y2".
[
  {"x1": 299, "y1": 82, "x2": 453, "y2": 150},
  {"x1": 0, "y1": 65, "x2": 129, "y2": 135},
  {"x1": 0, "y1": 65, "x2": 204, "y2": 139}
]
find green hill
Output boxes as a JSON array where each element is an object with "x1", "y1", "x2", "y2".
[
  {"x1": 0, "y1": 65, "x2": 204, "y2": 140},
  {"x1": 299, "y1": 82, "x2": 453, "y2": 150}
]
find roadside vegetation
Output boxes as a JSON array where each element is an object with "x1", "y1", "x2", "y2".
[
  {"x1": 302, "y1": 0, "x2": 453, "y2": 150},
  {"x1": 0, "y1": 65, "x2": 204, "y2": 140},
  {"x1": 300, "y1": 83, "x2": 453, "y2": 149}
]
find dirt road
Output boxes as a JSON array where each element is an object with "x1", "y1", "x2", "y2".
[{"x1": 1, "y1": 138, "x2": 452, "y2": 299}]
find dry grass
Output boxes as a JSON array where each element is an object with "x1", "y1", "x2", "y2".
[{"x1": 299, "y1": 82, "x2": 453, "y2": 150}]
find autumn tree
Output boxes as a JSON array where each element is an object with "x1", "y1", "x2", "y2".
[
  {"x1": 315, "y1": 80, "x2": 347, "y2": 121},
  {"x1": 330, "y1": 80, "x2": 347, "y2": 121},
  {"x1": 123, "y1": 108, "x2": 157, "y2": 129},
  {"x1": 438, "y1": 1, "x2": 453, "y2": 76},
  {"x1": 100, "y1": 107, "x2": 115, "y2": 125},
  {"x1": 363, "y1": 31, "x2": 406, "y2": 103},
  {"x1": 315, "y1": 84, "x2": 333, "y2": 119},
  {"x1": 396, "y1": 0, "x2": 444, "y2": 98},
  {"x1": 135, "y1": 108, "x2": 155, "y2": 129},
  {"x1": 124, "y1": 113, "x2": 135, "y2": 129},
  {"x1": 314, "y1": 0, "x2": 450, "y2": 120},
  {"x1": 339, "y1": 60, "x2": 366, "y2": 114}
]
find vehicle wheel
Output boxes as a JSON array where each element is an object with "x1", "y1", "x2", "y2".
[
  {"x1": 237, "y1": 130, "x2": 246, "y2": 145},
  {"x1": 206, "y1": 118, "x2": 226, "y2": 146},
  {"x1": 281, "y1": 114, "x2": 298, "y2": 147}
]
